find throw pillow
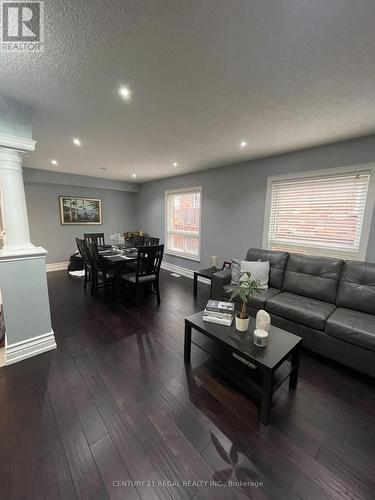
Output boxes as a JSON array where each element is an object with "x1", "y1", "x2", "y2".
[
  {"x1": 240, "y1": 260, "x2": 270, "y2": 289},
  {"x1": 230, "y1": 259, "x2": 242, "y2": 284}
]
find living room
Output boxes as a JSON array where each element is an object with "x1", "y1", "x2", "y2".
[{"x1": 1, "y1": 1, "x2": 375, "y2": 499}]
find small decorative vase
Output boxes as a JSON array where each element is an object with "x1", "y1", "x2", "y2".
[
  {"x1": 209, "y1": 256, "x2": 219, "y2": 268},
  {"x1": 235, "y1": 313, "x2": 250, "y2": 332},
  {"x1": 256, "y1": 309, "x2": 271, "y2": 332}
]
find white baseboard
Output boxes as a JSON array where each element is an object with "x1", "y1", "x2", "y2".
[
  {"x1": 161, "y1": 261, "x2": 211, "y2": 285},
  {"x1": 161, "y1": 261, "x2": 194, "y2": 278},
  {"x1": 6, "y1": 330, "x2": 57, "y2": 365},
  {"x1": 46, "y1": 261, "x2": 68, "y2": 272}
]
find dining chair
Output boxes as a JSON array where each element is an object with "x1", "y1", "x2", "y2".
[
  {"x1": 75, "y1": 238, "x2": 92, "y2": 289},
  {"x1": 121, "y1": 244, "x2": 164, "y2": 305},
  {"x1": 143, "y1": 236, "x2": 160, "y2": 246},
  {"x1": 124, "y1": 234, "x2": 145, "y2": 248},
  {"x1": 84, "y1": 232, "x2": 105, "y2": 246},
  {"x1": 85, "y1": 241, "x2": 115, "y2": 297}
]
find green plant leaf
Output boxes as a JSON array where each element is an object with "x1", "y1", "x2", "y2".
[{"x1": 228, "y1": 271, "x2": 262, "y2": 308}]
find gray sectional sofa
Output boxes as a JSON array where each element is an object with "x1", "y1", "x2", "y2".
[{"x1": 212, "y1": 248, "x2": 375, "y2": 378}]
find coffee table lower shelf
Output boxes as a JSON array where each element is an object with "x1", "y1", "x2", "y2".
[
  {"x1": 199, "y1": 338, "x2": 294, "y2": 394},
  {"x1": 184, "y1": 316, "x2": 301, "y2": 425}
]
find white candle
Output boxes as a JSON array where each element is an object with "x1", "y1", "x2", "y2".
[{"x1": 253, "y1": 329, "x2": 268, "y2": 347}]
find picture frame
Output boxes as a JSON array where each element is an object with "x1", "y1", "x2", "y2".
[
  {"x1": 222, "y1": 260, "x2": 232, "y2": 270},
  {"x1": 59, "y1": 196, "x2": 102, "y2": 225}
]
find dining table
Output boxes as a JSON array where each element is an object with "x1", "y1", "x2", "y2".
[{"x1": 99, "y1": 247, "x2": 138, "y2": 297}]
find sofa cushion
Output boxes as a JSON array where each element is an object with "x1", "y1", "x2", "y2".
[
  {"x1": 240, "y1": 260, "x2": 269, "y2": 289},
  {"x1": 282, "y1": 254, "x2": 344, "y2": 303},
  {"x1": 325, "y1": 307, "x2": 375, "y2": 352},
  {"x1": 231, "y1": 259, "x2": 270, "y2": 289},
  {"x1": 336, "y1": 261, "x2": 375, "y2": 315},
  {"x1": 266, "y1": 292, "x2": 336, "y2": 330},
  {"x1": 223, "y1": 285, "x2": 281, "y2": 309},
  {"x1": 245, "y1": 248, "x2": 289, "y2": 289}
]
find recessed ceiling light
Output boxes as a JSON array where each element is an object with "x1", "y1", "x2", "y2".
[
  {"x1": 132, "y1": 173, "x2": 137, "y2": 178},
  {"x1": 173, "y1": 162, "x2": 178, "y2": 167},
  {"x1": 101, "y1": 167, "x2": 106, "y2": 170},
  {"x1": 50, "y1": 159, "x2": 58, "y2": 166},
  {"x1": 119, "y1": 86, "x2": 131, "y2": 100},
  {"x1": 72, "y1": 137, "x2": 81, "y2": 146},
  {"x1": 240, "y1": 141, "x2": 247, "y2": 148}
]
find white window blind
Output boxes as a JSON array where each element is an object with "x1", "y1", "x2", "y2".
[
  {"x1": 266, "y1": 172, "x2": 371, "y2": 259},
  {"x1": 165, "y1": 187, "x2": 201, "y2": 260}
]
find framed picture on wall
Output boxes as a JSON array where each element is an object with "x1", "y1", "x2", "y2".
[{"x1": 59, "y1": 196, "x2": 102, "y2": 225}]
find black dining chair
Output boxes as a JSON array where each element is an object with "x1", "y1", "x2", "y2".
[
  {"x1": 121, "y1": 244, "x2": 164, "y2": 305},
  {"x1": 143, "y1": 236, "x2": 160, "y2": 246},
  {"x1": 125, "y1": 234, "x2": 145, "y2": 248},
  {"x1": 75, "y1": 237, "x2": 92, "y2": 289},
  {"x1": 85, "y1": 241, "x2": 115, "y2": 297},
  {"x1": 84, "y1": 232, "x2": 105, "y2": 246}
]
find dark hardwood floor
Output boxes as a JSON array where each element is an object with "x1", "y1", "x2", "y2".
[{"x1": 1, "y1": 270, "x2": 375, "y2": 500}]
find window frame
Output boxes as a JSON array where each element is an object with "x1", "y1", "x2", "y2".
[
  {"x1": 164, "y1": 185, "x2": 202, "y2": 261},
  {"x1": 262, "y1": 164, "x2": 375, "y2": 260}
]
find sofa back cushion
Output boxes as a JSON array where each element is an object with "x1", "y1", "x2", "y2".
[
  {"x1": 245, "y1": 248, "x2": 289, "y2": 289},
  {"x1": 336, "y1": 261, "x2": 375, "y2": 314},
  {"x1": 282, "y1": 254, "x2": 344, "y2": 303}
]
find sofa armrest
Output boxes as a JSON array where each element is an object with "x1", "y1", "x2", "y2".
[{"x1": 211, "y1": 269, "x2": 232, "y2": 299}]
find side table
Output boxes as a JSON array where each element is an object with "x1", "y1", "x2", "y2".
[{"x1": 193, "y1": 266, "x2": 218, "y2": 297}]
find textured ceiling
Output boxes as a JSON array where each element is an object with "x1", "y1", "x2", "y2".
[{"x1": 1, "y1": 0, "x2": 375, "y2": 182}]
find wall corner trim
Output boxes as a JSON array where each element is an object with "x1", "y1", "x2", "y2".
[
  {"x1": 6, "y1": 330, "x2": 56, "y2": 365},
  {"x1": 23, "y1": 167, "x2": 140, "y2": 193}
]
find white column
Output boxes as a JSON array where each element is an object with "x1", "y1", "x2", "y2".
[
  {"x1": 0, "y1": 133, "x2": 56, "y2": 366},
  {"x1": 0, "y1": 147, "x2": 33, "y2": 250}
]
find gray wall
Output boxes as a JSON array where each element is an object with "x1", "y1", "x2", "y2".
[
  {"x1": 137, "y1": 135, "x2": 375, "y2": 271},
  {"x1": 24, "y1": 179, "x2": 138, "y2": 263},
  {"x1": 0, "y1": 96, "x2": 32, "y2": 139},
  {"x1": 24, "y1": 134, "x2": 375, "y2": 267}
]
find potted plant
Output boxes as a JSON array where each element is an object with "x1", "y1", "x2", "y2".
[{"x1": 229, "y1": 272, "x2": 261, "y2": 332}]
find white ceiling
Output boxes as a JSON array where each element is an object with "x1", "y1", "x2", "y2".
[{"x1": 2, "y1": 0, "x2": 375, "y2": 182}]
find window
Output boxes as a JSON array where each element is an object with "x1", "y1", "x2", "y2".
[
  {"x1": 263, "y1": 167, "x2": 375, "y2": 260},
  {"x1": 165, "y1": 186, "x2": 202, "y2": 260}
]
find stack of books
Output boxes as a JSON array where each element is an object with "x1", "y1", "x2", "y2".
[{"x1": 203, "y1": 300, "x2": 234, "y2": 326}]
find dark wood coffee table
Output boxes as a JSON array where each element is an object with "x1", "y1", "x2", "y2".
[{"x1": 184, "y1": 311, "x2": 302, "y2": 424}]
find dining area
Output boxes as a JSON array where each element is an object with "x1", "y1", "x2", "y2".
[{"x1": 74, "y1": 232, "x2": 164, "y2": 305}]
